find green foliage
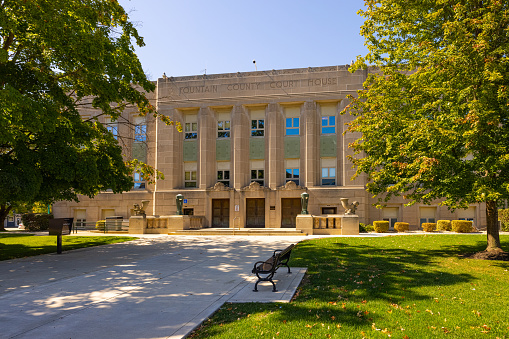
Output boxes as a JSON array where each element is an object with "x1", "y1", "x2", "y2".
[
  {"x1": 359, "y1": 223, "x2": 374, "y2": 233},
  {"x1": 452, "y1": 220, "x2": 474, "y2": 233},
  {"x1": 0, "y1": 0, "x2": 175, "y2": 226},
  {"x1": 0, "y1": 234, "x2": 136, "y2": 260},
  {"x1": 394, "y1": 221, "x2": 409, "y2": 232},
  {"x1": 95, "y1": 220, "x2": 106, "y2": 231},
  {"x1": 373, "y1": 220, "x2": 389, "y2": 233},
  {"x1": 421, "y1": 222, "x2": 437, "y2": 232},
  {"x1": 437, "y1": 220, "x2": 452, "y2": 231},
  {"x1": 344, "y1": 0, "x2": 509, "y2": 250},
  {"x1": 499, "y1": 209, "x2": 509, "y2": 232},
  {"x1": 21, "y1": 213, "x2": 53, "y2": 232},
  {"x1": 191, "y1": 235, "x2": 509, "y2": 338}
]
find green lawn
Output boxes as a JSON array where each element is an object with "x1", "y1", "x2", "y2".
[
  {"x1": 190, "y1": 234, "x2": 509, "y2": 339},
  {"x1": 0, "y1": 233, "x2": 137, "y2": 261}
]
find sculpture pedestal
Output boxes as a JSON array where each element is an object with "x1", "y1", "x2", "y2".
[
  {"x1": 167, "y1": 215, "x2": 191, "y2": 232},
  {"x1": 296, "y1": 214, "x2": 314, "y2": 235},
  {"x1": 129, "y1": 215, "x2": 147, "y2": 234},
  {"x1": 341, "y1": 215, "x2": 359, "y2": 235}
]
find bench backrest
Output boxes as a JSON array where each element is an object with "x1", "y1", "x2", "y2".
[{"x1": 276, "y1": 244, "x2": 294, "y2": 263}]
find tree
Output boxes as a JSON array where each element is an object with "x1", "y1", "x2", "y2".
[
  {"x1": 0, "y1": 0, "x2": 175, "y2": 230},
  {"x1": 345, "y1": 0, "x2": 509, "y2": 252}
]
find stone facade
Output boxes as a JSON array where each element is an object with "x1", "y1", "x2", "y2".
[{"x1": 53, "y1": 66, "x2": 486, "y2": 230}]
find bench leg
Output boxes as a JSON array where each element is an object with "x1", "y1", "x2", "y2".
[{"x1": 253, "y1": 279, "x2": 278, "y2": 292}]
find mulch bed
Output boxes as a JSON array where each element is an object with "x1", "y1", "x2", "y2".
[{"x1": 461, "y1": 249, "x2": 509, "y2": 261}]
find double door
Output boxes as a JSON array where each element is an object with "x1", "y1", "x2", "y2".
[{"x1": 246, "y1": 198, "x2": 265, "y2": 228}]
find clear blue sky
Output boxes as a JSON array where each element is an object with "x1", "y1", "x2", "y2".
[{"x1": 118, "y1": 0, "x2": 369, "y2": 80}]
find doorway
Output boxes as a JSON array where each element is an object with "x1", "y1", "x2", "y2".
[
  {"x1": 246, "y1": 198, "x2": 265, "y2": 228},
  {"x1": 212, "y1": 199, "x2": 229, "y2": 228},
  {"x1": 281, "y1": 198, "x2": 301, "y2": 228}
]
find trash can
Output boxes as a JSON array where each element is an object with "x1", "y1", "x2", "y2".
[{"x1": 105, "y1": 216, "x2": 123, "y2": 231}]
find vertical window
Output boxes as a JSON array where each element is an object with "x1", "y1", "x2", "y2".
[
  {"x1": 185, "y1": 122, "x2": 198, "y2": 139},
  {"x1": 134, "y1": 172, "x2": 146, "y2": 189},
  {"x1": 217, "y1": 170, "x2": 230, "y2": 187},
  {"x1": 251, "y1": 169, "x2": 264, "y2": 186},
  {"x1": 217, "y1": 120, "x2": 231, "y2": 138},
  {"x1": 251, "y1": 119, "x2": 264, "y2": 136},
  {"x1": 105, "y1": 117, "x2": 118, "y2": 140},
  {"x1": 134, "y1": 124, "x2": 147, "y2": 142},
  {"x1": 321, "y1": 116, "x2": 336, "y2": 134},
  {"x1": 285, "y1": 168, "x2": 300, "y2": 185},
  {"x1": 285, "y1": 118, "x2": 299, "y2": 136},
  {"x1": 185, "y1": 170, "x2": 197, "y2": 187},
  {"x1": 321, "y1": 167, "x2": 336, "y2": 186},
  {"x1": 107, "y1": 125, "x2": 118, "y2": 139}
]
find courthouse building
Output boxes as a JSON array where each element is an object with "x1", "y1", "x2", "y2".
[{"x1": 53, "y1": 66, "x2": 486, "y2": 230}]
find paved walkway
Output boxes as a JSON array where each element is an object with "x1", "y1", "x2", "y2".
[{"x1": 0, "y1": 235, "x2": 312, "y2": 339}]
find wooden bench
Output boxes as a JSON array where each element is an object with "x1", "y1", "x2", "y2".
[{"x1": 252, "y1": 244, "x2": 295, "y2": 292}]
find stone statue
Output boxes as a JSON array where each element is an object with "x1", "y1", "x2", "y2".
[
  {"x1": 340, "y1": 198, "x2": 359, "y2": 215},
  {"x1": 301, "y1": 192, "x2": 309, "y2": 215},
  {"x1": 133, "y1": 200, "x2": 149, "y2": 216},
  {"x1": 176, "y1": 194, "x2": 184, "y2": 215}
]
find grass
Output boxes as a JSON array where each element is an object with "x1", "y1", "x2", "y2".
[
  {"x1": 0, "y1": 233, "x2": 137, "y2": 261},
  {"x1": 190, "y1": 234, "x2": 509, "y2": 338}
]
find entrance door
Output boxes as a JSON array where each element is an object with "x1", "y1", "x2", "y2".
[
  {"x1": 246, "y1": 198, "x2": 265, "y2": 228},
  {"x1": 212, "y1": 199, "x2": 229, "y2": 228},
  {"x1": 281, "y1": 198, "x2": 301, "y2": 228}
]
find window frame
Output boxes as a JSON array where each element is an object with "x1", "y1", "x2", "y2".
[
  {"x1": 251, "y1": 119, "x2": 265, "y2": 137},
  {"x1": 321, "y1": 115, "x2": 336, "y2": 134},
  {"x1": 285, "y1": 168, "x2": 300, "y2": 186},
  {"x1": 321, "y1": 167, "x2": 336, "y2": 186},
  {"x1": 217, "y1": 120, "x2": 231, "y2": 138},
  {"x1": 184, "y1": 170, "x2": 197, "y2": 188},
  {"x1": 133, "y1": 171, "x2": 146, "y2": 190},
  {"x1": 250, "y1": 169, "x2": 264, "y2": 186},
  {"x1": 185, "y1": 122, "x2": 198, "y2": 139},
  {"x1": 134, "y1": 124, "x2": 147, "y2": 142},
  {"x1": 217, "y1": 170, "x2": 230, "y2": 187},
  {"x1": 285, "y1": 117, "x2": 299, "y2": 136}
]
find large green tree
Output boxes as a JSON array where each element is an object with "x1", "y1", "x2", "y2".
[
  {"x1": 346, "y1": 0, "x2": 509, "y2": 252},
  {"x1": 0, "y1": 0, "x2": 171, "y2": 229}
]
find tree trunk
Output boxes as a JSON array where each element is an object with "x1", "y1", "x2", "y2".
[
  {"x1": 0, "y1": 204, "x2": 13, "y2": 232},
  {"x1": 485, "y1": 200, "x2": 501, "y2": 251}
]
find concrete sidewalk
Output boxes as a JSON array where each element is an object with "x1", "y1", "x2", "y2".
[{"x1": 0, "y1": 235, "x2": 307, "y2": 339}]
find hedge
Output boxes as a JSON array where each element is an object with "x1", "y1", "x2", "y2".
[
  {"x1": 373, "y1": 221, "x2": 390, "y2": 233},
  {"x1": 394, "y1": 222, "x2": 409, "y2": 232},
  {"x1": 422, "y1": 222, "x2": 436, "y2": 232},
  {"x1": 21, "y1": 213, "x2": 53, "y2": 232},
  {"x1": 499, "y1": 209, "x2": 509, "y2": 232},
  {"x1": 451, "y1": 220, "x2": 474, "y2": 233},
  {"x1": 437, "y1": 220, "x2": 452, "y2": 231}
]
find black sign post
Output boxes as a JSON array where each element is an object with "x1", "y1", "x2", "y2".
[{"x1": 48, "y1": 218, "x2": 74, "y2": 254}]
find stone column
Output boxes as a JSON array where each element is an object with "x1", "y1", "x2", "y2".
[
  {"x1": 302, "y1": 100, "x2": 318, "y2": 187},
  {"x1": 157, "y1": 107, "x2": 183, "y2": 190},
  {"x1": 267, "y1": 103, "x2": 284, "y2": 189},
  {"x1": 198, "y1": 106, "x2": 216, "y2": 189},
  {"x1": 232, "y1": 105, "x2": 250, "y2": 189}
]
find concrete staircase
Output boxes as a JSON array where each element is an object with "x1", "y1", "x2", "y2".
[{"x1": 168, "y1": 228, "x2": 307, "y2": 236}]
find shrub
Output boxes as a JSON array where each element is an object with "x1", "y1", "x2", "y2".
[
  {"x1": 359, "y1": 223, "x2": 374, "y2": 233},
  {"x1": 373, "y1": 221, "x2": 390, "y2": 233},
  {"x1": 421, "y1": 223, "x2": 436, "y2": 232},
  {"x1": 436, "y1": 220, "x2": 452, "y2": 231},
  {"x1": 451, "y1": 220, "x2": 474, "y2": 233},
  {"x1": 499, "y1": 209, "x2": 509, "y2": 232},
  {"x1": 95, "y1": 220, "x2": 106, "y2": 231},
  {"x1": 394, "y1": 222, "x2": 409, "y2": 232},
  {"x1": 21, "y1": 213, "x2": 53, "y2": 232}
]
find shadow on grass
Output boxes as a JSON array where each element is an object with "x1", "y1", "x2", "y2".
[
  {"x1": 192, "y1": 235, "x2": 508, "y2": 338},
  {"x1": 0, "y1": 235, "x2": 135, "y2": 261}
]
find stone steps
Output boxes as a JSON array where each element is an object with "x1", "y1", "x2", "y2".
[{"x1": 168, "y1": 228, "x2": 307, "y2": 236}]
